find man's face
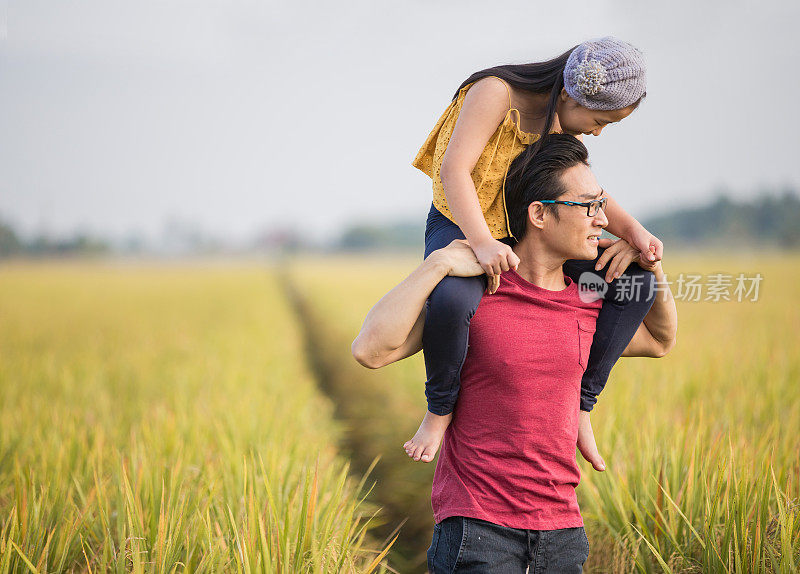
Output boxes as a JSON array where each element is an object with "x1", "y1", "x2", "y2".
[{"x1": 541, "y1": 163, "x2": 608, "y2": 260}]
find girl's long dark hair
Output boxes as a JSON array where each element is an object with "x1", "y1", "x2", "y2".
[{"x1": 451, "y1": 46, "x2": 577, "y2": 183}]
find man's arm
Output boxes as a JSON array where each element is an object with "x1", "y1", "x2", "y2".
[
  {"x1": 351, "y1": 240, "x2": 484, "y2": 369},
  {"x1": 621, "y1": 261, "x2": 678, "y2": 358}
]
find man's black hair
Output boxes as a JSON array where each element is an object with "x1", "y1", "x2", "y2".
[{"x1": 505, "y1": 134, "x2": 590, "y2": 241}]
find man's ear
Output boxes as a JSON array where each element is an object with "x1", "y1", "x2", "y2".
[
  {"x1": 527, "y1": 202, "x2": 547, "y2": 231},
  {"x1": 559, "y1": 87, "x2": 570, "y2": 103}
]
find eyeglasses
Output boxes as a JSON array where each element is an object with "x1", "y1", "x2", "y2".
[{"x1": 538, "y1": 196, "x2": 607, "y2": 217}]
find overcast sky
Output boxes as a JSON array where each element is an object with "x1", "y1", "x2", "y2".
[{"x1": 1, "y1": 0, "x2": 798, "y2": 243}]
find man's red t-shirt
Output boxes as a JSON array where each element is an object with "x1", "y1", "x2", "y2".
[{"x1": 431, "y1": 268, "x2": 602, "y2": 530}]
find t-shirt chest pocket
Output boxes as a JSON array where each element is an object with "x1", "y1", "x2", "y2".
[{"x1": 576, "y1": 319, "x2": 596, "y2": 370}]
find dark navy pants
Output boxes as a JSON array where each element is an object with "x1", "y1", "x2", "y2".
[
  {"x1": 422, "y1": 203, "x2": 656, "y2": 415},
  {"x1": 427, "y1": 516, "x2": 589, "y2": 573}
]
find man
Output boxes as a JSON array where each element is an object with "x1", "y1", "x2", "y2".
[{"x1": 351, "y1": 134, "x2": 677, "y2": 572}]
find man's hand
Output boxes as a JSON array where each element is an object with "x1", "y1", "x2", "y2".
[
  {"x1": 436, "y1": 239, "x2": 484, "y2": 277},
  {"x1": 437, "y1": 239, "x2": 504, "y2": 294}
]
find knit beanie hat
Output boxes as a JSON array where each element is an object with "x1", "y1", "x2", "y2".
[{"x1": 563, "y1": 37, "x2": 647, "y2": 110}]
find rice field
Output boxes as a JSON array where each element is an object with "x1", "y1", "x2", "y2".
[
  {"x1": 0, "y1": 261, "x2": 391, "y2": 573},
  {"x1": 1, "y1": 251, "x2": 798, "y2": 573}
]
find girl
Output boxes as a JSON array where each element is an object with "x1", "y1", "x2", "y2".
[{"x1": 404, "y1": 37, "x2": 663, "y2": 468}]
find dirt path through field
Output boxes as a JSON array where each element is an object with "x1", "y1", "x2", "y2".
[{"x1": 284, "y1": 274, "x2": 436, "y2": 573}]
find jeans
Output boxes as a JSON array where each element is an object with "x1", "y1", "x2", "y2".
[
  {"x1": 422, "y1": 203, "x2": 656, "y2": 415},
  {"x1": 427, "y1": 516, "x2": 589, "y2": 573}
]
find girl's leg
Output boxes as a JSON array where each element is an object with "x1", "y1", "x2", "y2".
[
  {"x1": 563, "y1": 248, "x2": 657, "y2": 412},
  {"x1": 404, "y1": 204, "x2": 487, "y2": 462},
  {"x1": 422, "y1": 204, "x2": 487, "y2": 416}
]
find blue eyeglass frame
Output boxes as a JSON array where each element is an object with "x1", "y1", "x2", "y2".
[{"x1": 538, "y1": 196, "x2": 607, "y2": 217}]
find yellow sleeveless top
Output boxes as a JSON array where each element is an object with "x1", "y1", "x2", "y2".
[{"x1": 411, "y1": 76, "x2": 543, "y2": 239}]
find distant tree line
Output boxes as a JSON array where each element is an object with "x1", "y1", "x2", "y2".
[
  {"x1": 641, "y1": 189, "x2": 800, "y2": 249},
  {"x1": 338, "y1": 222, "x2": 425, "y2": 252},
  {"x1": 1, "y1": 188, "x2": 797, "y2": 257},
  {"x1": 0, "y1": 221, "x2": 110, "y2": 257}
]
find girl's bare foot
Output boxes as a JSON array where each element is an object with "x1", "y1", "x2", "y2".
[
  {"x1": 577, "y1": 410, "x2": 606, "y2": 471},
  {"x1": 403, "y1": 410, "x2": 453, "y2": 462}
]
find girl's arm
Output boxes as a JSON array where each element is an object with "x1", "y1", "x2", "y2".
[
  {"x1": 440, "y1": 77, "x2": 520, "y2": 276},
  {"x1": 601, "y1": 192, "x2": 640, "y2": 240},
  {"x1": 602, "y1": 192, "x2": 664, "y2": 265},
  {"x1": 567, "y1": 133, "x2": 661, "y2": 264},
  {"x1": 440, "y1": 78, "x2": 507, "y2": 246},
  {"x1": 351, "y1": 241, "x2": 485, "y2": 369}
]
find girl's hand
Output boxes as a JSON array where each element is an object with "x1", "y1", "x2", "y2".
[
  {"x1": 438, "y1": 240, "x2": 502, "y2": 295},
  {"x1": 472, "y1": 237, "x2": 521, "y2": 277},
  {"x1": 626, "y1": 227, "x2": 664, "y2": 267},
  {"x1": 595, "y1": 238, "x2": 646, "y2": 283}
]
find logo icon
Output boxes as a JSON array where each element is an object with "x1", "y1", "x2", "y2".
[{"x1": 578, "y1": 271, "x2": 608, "y2": 303}]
